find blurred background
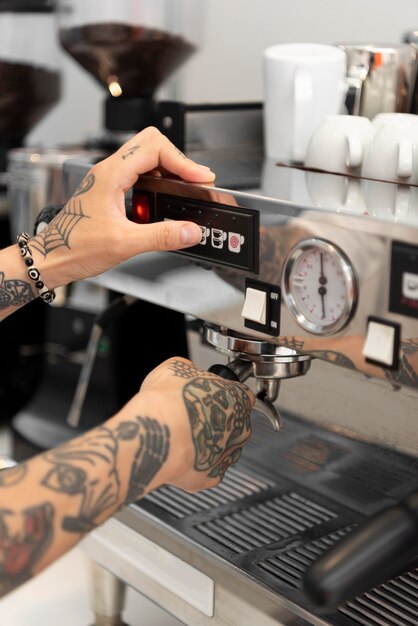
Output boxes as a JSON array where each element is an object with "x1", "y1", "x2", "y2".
[{"x1": 27, "y1": 0, "x2": 418, "y2": 147}]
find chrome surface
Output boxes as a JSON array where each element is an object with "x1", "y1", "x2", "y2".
[
  {"x1": 339, "y1": 44, "x2": 418, "y2": 117},
  {"x1": 0, "y1": 456, "x2": 17, "y2": 470},
  {"x1": 7, "y1": 146, "x2": 104, "y2": 238},
  {"x1": 90, "y1": 561, "x2": 126, "y2": 626},
  {"x1": 205, "y1": 326, "x2": 312, "y2": 370},
  {"x1": 253, "y1": 394, "x2": 282, "y2": 431}
]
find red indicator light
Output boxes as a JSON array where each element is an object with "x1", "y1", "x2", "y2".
[{"x1": 132, "y1": 192, "x2": 151, "y2": 224}]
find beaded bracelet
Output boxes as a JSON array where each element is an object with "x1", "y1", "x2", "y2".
[{"x1": 16, "y1": 232, "x2": 56, "y2": 304}]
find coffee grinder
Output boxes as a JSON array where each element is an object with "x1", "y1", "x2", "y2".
[
  {"x1": 0, "y1": 0, "x2": 61, "y2": 422},
  {"x1": 57, "y1": 0, "x2": 202, "y2": 150}
]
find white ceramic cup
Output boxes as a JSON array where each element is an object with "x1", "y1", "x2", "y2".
[
  {"x1": 306, "y1": 171, "x2": 368, "y2": 213},
  {"x1": 361, "y1": 122, "x2": 418, "y2": 184},
  {"x1": 362, "y1": 178, "x2": 418, "y2": 220},
  {"x1": 263, "y1": 43, "x2": 348, "y2": 163},
  {"x1": 372, "y1": 113, "x2": 418, "y2": 131},
  {"x1": 305, "y1": 115, "x2": 375, "y2": 174}
]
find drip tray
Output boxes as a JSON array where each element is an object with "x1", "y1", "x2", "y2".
[{"x1": 133, "y1": 414, "x2": 418, "y2": 626}]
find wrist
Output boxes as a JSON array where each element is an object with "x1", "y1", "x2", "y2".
[
  {"x1": 16, "y1": 235, "x2": 57, "y2": 303},
  {"x1": 110, "y1": 389, "x2": 192, "y2": 500}
]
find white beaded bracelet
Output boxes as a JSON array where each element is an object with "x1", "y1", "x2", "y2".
[{"x1": 17, "y1": 232, "x2": 56, "y2": 304}]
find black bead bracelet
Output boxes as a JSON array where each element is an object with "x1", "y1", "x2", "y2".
[{"x1": 17, "y1": 232, "x2": 56, "y2": 304}]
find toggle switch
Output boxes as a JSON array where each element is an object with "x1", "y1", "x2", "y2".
[
  {"x1": 362, "y1": 317, "x2": 400, "y2": 369},
  {"x1": 241, "y1": 287, "x2": 267, "y2": 325},
  {"x1": 242, "y1": 279, "x2": 281, "y2": 336}
]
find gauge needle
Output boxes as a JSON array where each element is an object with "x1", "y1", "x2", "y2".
[{"x1": 318, "y1": 252, "x2": 327, "y2": 320}]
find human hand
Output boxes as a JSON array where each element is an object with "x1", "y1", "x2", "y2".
[
  {"x1": 29, "y1": 127, "x2": 215, "y2": 289},
  {"x1": 117, "y1": 357, "x2": 255, "y2": 495}
]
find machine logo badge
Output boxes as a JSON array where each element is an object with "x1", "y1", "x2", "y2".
[{"x1": 228, "y1": 232, "x2": 245, "y2": 253}]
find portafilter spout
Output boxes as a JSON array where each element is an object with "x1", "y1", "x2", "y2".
[{"x1": 205, "y1": 325, "x2": 312, "y2": 432}]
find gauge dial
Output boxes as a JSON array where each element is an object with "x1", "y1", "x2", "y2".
[{"x1": 283, "y1": 239, "x2": 357, "y2": 335}]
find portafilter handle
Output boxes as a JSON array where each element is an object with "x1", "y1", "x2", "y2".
[
  {"x1": 208, "y1": 359, "x2": 282, "y2": 432},
  {"x1": 302, "y1": 490, "x2": 418, "y2": 608}
]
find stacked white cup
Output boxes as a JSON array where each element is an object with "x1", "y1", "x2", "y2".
[
  {"x1": 304, "y1": 112, "x2": 418, "y2": 218},
  {"x1": 361, "y1": 113, "x2": 418, "y2": 218},
  {"x1": 304, "y1": 115, "x2": 374, "y2": 213}
]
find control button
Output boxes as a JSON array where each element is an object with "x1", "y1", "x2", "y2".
[
  {"x1": 199, "y1": 225, "x2": 210, "y2": 245},
  {"x1": 241, "y1": 287, "x2": 267, "y2": 325},
  {"x1": 228, "y1": 232, "x2": 245, "y2": 253},
  {"x1": 211, "y1": 228, "x2": 227, "y2": 249},
  {"x1": 362, "y1": 317, "x2": 400, "y2": 369},
  {"x1": 402, "y1": 272, "x2": 418, "y2": 300},
  {"x1": 153, "y1": 196, "x2": 259, "y2": 272}
]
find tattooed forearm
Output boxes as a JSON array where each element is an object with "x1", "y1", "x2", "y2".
[
  {"x1": 118, "y1": 418, "x2": 170, "y2": 502},
  {"x1": 30, "y1": 198, "x2": 90, "y2": 258},
  {"x1": 168, "y1": 360, "x2": 251, "y2": 479},
  {"x1": 42, "y1": 426, "x2": 121, "y2": 533},
  {"x1": 0, "y1": 504, "x2": 53, "y2": 597},
  {"x1": 41, "y1": 417, "x2": 170, "y2": 532},
  {"x1": 122, "y1": 145, "x2": 140, "y2": 160},
  {"x1": 73, "y1": 173, "x2": 95, "y2": 197},
  {"x1": 0, "y1": 414, "x2": 171, "y2": 597},
  {"x1": 0, "y1": 271, "x2": 34, "y2": 309}
]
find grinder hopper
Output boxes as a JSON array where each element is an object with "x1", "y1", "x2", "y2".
[{"x1": 58, "y1": 0, "x2": 201, "y2": 134}]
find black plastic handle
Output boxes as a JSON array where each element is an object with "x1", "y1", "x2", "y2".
[
  {"x1": 207, "y1": 364, "x2": 240, "y2": 381},
  {"x1": 303, "y1": 492, "x2": 418, "y2": 608}
]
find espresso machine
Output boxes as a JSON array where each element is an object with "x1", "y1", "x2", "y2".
[{"x1": 58, "y1": 138, "x2": 418, "y2": 626}]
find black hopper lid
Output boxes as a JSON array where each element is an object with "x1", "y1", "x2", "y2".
[{"x1": 0, "y1": 0, "x2": 55, "y2": 12}]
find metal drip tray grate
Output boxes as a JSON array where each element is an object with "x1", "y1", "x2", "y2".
[
  {"x1": 257, "y1": 526, "x2": 418, "y2": 626},
  {"x1": 144, "y1": 466, "x2": 274, "y2": 519},
  {"x1": 258, "y1": 525, "x2": 355, "y2": 587},
  {"x1": 196, "y1": 492, "x2": 337, "y2": 554},
  {"x1": 132, "y1": 415, "x2": 418, "y2": 626},
  {"x1": 339, "y1": 570, "x2": 418, "y2": 626}
]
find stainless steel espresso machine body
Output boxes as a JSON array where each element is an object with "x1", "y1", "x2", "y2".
[{"x1": 66, "y1": 151, "x2": 418, "y2": 626}]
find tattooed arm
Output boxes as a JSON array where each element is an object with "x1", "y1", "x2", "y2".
[
  {"x1": 0, "y1": 357, "x2": 254, "y2": 597},
  {"x1": 0, "y1": 127, "x2": 214, "y2": 322}
]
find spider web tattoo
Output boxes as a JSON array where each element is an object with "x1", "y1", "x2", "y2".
[{"x1": 30, "y1": 199, "x2": 90, "y2": 258}]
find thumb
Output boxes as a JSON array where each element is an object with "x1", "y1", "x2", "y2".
[{"x1": 125, "y1": 220, "x2": 202, "y2": 255}]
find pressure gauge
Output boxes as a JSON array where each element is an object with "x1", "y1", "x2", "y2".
[{"x1": 282, "y1": 238, "x2": 357, "y2": 335}]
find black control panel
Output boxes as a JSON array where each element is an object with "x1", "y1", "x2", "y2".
[
  {"x1": 390, "y1": 241, "x2": 418, "y2": 319},
  {"x1": 154, "y1": 194, "x2": 259, "y2": 273}
]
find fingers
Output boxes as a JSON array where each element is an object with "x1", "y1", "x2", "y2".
[{"x1": 104, "y1": 127, "x2": 215, "y2": 191}]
